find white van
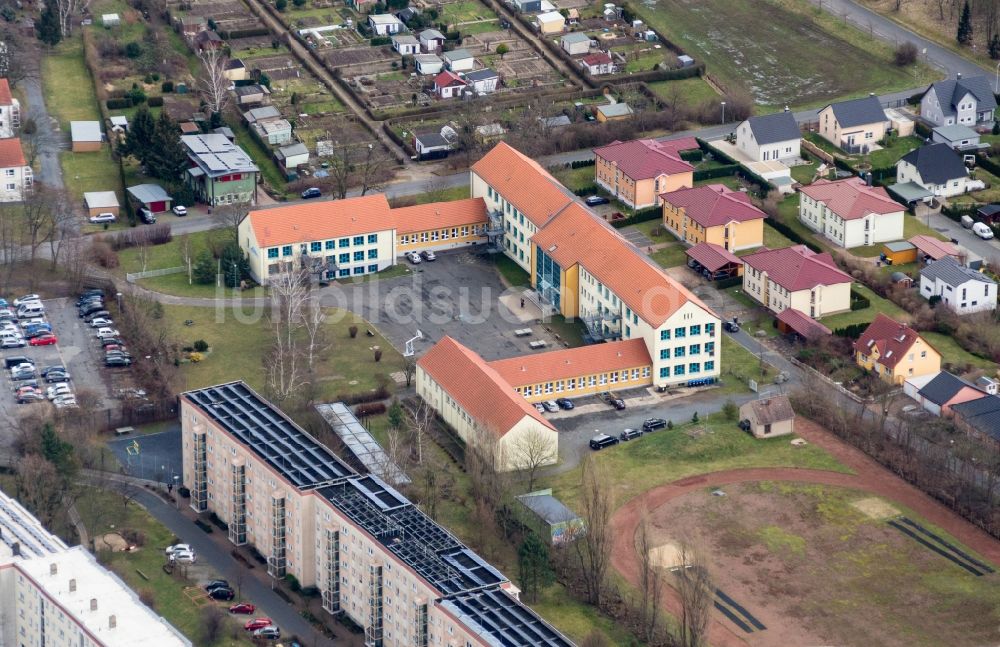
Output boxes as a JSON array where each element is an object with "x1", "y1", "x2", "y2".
[{"x1": 972, "y1": 222, "x2": 994, "y2": 240}]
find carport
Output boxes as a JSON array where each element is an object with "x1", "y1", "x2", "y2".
[
  {"x1": 776, "y1": 307, "x2": 831, "y2": 341},
  {"x1": 685, "y1": 242, "x2": 744, "y2": 280}
]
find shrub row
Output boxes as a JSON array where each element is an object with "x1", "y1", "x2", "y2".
[
  {"x1": 147, "y1": 96, "x2": 163, "y2": 108},
  {"x1": 715, "y1": 275, "x2": 742, "y2": 289},
  {"x1": 609, "y1": 206, "x2": 661, "y2": 229},
  {"x1": 976, "y1": 152, "x2": 1000, "y2": 178},
  {"x1": 219, "y1": 27, "x2": 270, "y2": 39},
  {"x1": 355, "y1": 402, "x2": 387, "y2": 417},
  {"x1": 570, "y1": 158, "x2": 596, "y2": 169},
  {"x1": 693, "y1": 164, "x2": 740, "y2": 181},
  {"x1": 370, "y1": 36, "x2": 391, "y2": 46},
  {"x1": 679, "y1": 149, "x2": 703, "y2": 162},
  {"x1": 914, "y1": 120, "x2": 932, "y2": 138},
  {"x1": 572, "y1": 184, "x2": 599, "y2": 197},
  {"x1": 849, "y1": 288, "x2": 871, "y2": 311},
  {"x1": 104, "y1": 223, "x2": 173, "y2": 251},
  {"x1": 337, "y1": 386, "x2": 390, "y2": 405},
  {"x1": 106, "y1": 98, "x2": 133, "y2": 109},
  {"x1": 833, "y1": 322, "x2": 869, "y2": 339}
]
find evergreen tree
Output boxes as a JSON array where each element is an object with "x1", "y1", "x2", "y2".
[
  {"x1": 989, "y1": 33, "x2": 1000, "y2": 60},
  {"x1": 193, "y1": 251, "x2": 217, "y2": 284},
  {"x1": 121, "y1": 106, "x2": 156, "y2": 165},
  {"x1": 517, "y1": 533, "x2": 553, "y2": 603},
  {"x1": 956, "y1": 0, "x2": 973, "y2": 45},
  {"x1": 40, "y1": 424, "x2": 77, "y2": 480},
  {"x1": 146, "y1": 111, "x2": 188, "y2": 181},
  {"x1": 219, "y1": 241, "x2": 250, "y2": 288},
  {"x1": 36, "y1": 0, "x2": 60, "y2": 46},
  {"x1": 387, "y1": 399, "x2": 404, "y2": 430}
]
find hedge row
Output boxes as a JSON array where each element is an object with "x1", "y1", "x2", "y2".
[
  {"x1": 914, "y1": 121, "x2": 932, "y2": 139},
  {"x1": 849, "y1": 288, "x2": 871, "y2": 311},
  {"x1": 219, "y1": 27, "x2": 270, "y2": 40},
  {"x1": 679, "y1": 149, "x2": 703, "y2": 162},
  {"x1": 715, "y1": 275, "x2": 742, "y2": 289},
  {"x1": 833, "y1": 322, "x2": 869, "y2": 339},
  {"x1": 147, "y1": 96, "x2": 163, "y2": 107},
  {"x1": 572, "y1": 184, "x2": 599, "y2": 196},
  {"x1": 976, "y1": 152, "x2": 1000, "y2": 178},
  {"x1": 610, "y1": 206, "x2": 660, "y2": 229},
  {"x1": 570, "y1": 159, "x2": 596, "y2": 169},
  {"x1": 337, "y1": 387, "x2": 389, "y2": 405},
  {"x1": 106, "y1": 98, "x2": 132, "y2": 109},
  {"x1": 693, "y1": 164, "x2": 740, "y2": 181}
]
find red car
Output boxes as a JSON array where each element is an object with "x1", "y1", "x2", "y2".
[
  {"x1": 244, "y1": 618, "x2": 273, "y2": 631},
  {"x1": 29, "y1": 334, "x2": 57, "y2": 346},
  {"x1": 229, "y1": 603, "x2": 256, "y2": 615}
]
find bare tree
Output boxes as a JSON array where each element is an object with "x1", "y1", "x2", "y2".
[
  {"x1": 55, "y1": 0, "x2": 90, "y2": 39},
  {"x1": 323, "y1": 141, "x2": 354, "y2": 199},
  {"x1": 264, "y1": 269, "x2": 310, "y2": 402},
  {"x1": 412, "y1": 456, "x2": 452, "y2": 520},
  {"x1": 358, "y1": 143, "x2": 391, "y2": 196},
  {"x1": 301, "y1": 295, "x2": 328, "y2": 373},
  {"x1": 407, "y1": 400, "x2": 434, "y2": 465},
  {"x1": 0, "y1": 28, "x2": 38, "y2": 88},
  {"x1": 675, "y1": 544, "x2": 713, "y2": 647},
  {"x1": 465, "y1": 423, "x2": 511, "y2": 515},
  {"x1": 636, "y1": 510, "x2": 664, "y2": 643},
  {"x1": 137, "y1": 240, "x2": 150, "y2": 273},
  {"x1": 43, "y1": 197, "x2": 77, "y2": 271},
  {"x1": 402, "y1": 357, "x2": 416, "y2": 388},
  {"x1": 573, "y1": 456, "x2": 613, "y2": 606},
  {"x1": 178, "y1": 233, "x2": 193, "y2": 283},
  {"x1": 197, "y1": 46, "x2": 231, "y2": 116},
  {"x1": 213, "y1": 201, "x2": 250, "y2": 241},
  {"x1": 510, "y1": 428, "x2": 556, "y2": 491},
  {"x1": 20, "y1": 188, "x2": 57, "y2": 265},
  {"x1": 14, "y1": 454, "x2": 65, "y2": 527}
]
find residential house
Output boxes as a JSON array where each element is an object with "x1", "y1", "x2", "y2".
[
  {"x1": 685, "y1": 242, "x2": 744, "y2": 280},
  {"x1": 515, "y1": 490, "x2": 584, "y2": 546},
  {"x1": 193, "y1": 29, "x2": 223, "y2": 51},
  {"x1": 443, "y1": 48, "x2": 475, "y2": 72},
  {"x1": 817, "y1": 95, "x2": 888, "y2": 154},
  {"x1": 920, "y1": 74, "x2": 997, "y2": 128},
  {"x1": 465, "y1": 68, "x2": 499, "y2": 95},
  {"x1": 741, "y1": 245, "x2": 852, "y2": 317},
  {"x1": 234, "y1": 84, "x2": 270, "y2": 107},
  {"x1": 391, "y1": 33, "x2": 420, "y2": 55},
  {"x1": 0, "y1": 138, "x2": 31, "y2": 201},
  {"x1": 83, "y1": 190, "x2": 119, "y2": 217},
  {"x1": 976, "y1": 376, "x2": 998, "y2": 395},
  {"x1": 414, "y1": 131, "x2": 454, "y2": 159},
  {"x1": 592, "y1": 136, "x2": 697, "y2": 209},
  {"x1": 419, "y1": 28, "x2": 445, "y2": 52},
  {"x1": 252, "y1": 117, "x2": 293, "y2": 145},
  {"x1": 581, "y1": 52, "x2": 613, "y2": 75},
  {"x1": 932, "y1": 124, "x2": 987, "y2": 151},
  {"x1": 739, "y1": 395, "x2": 795, "y2": 439},
  {"x1": 910, "y1": 234, "x2": 960, "y2": 261},
  {"x1": 919, "y1": 255, "x2": 997, "y2": 314},
  {"x1": 275, "y1": 142, "x2": 309, "y2": 176},
  {"x1": 596, "y1": 102, "x2": 632, "y2": 122},
  {"x1": 414, "y1": 53, "x2": 443, "y2": 75},
  {"x1": 70, "y1": 121, "x2": 102, "y2": 152},
  {"x1": 735, "y1": 110, "x2": 801, "y2": 163},
  {"x1": 913, "y1": 371, "x2": 986, "y2": 417},
  {"x1": 537, "y1": 11, "x2": 565, "y2": 34},
  {"x1": 661, "y1": 183, "x2": 766, "y2": 251},
  {"x1": 798, "y1": 177, "x2": 904, "y2": 248},
  {"x1": 181, "y1": 134, "x2": 259, "y2": 206},
  {"x1": 896, "y1": 143, "x2": 973, "y2": 198},
  {"x1": 775, "y1": 307, "x2": 832, "y2": 340},
  {"x1": 368, "y1": 13, "x2": 404, "y2": 35},
  {"x1": 0, "y1": 78, "x2": 21, "y2": 139},
  {"x1": 223, "y1": 58, "x2": 248, "y2": 82},
  {"x1": 126, "y1": 183, "x2": 172, "y2": 214},
  {"x1": 854, "y1": 313, "x2": 941, "y2": 384},
  {"x1": 951, "y1": 395, "x2": 1000, "y2": 449},
  {"x1": 561, "y1": 31, "x2": 591, "y2": 55},
  {"x1": 433, "y1": 70, "x2": 467, "y2": 99}
]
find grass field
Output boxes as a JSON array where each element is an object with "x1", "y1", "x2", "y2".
[
  {"x1": 493, "y1": 254, "x2": 530, "y2": 287},
  {"x1": 647, "y1": 76, "x2": 721, "y2": 107},
  {"x1": 921, "y1": 331, "x2": 999, "y2": 373},
  {"x1": 651, "y1": 243, "x2": 688, "y2": 268},
  {"x1": 42, "y1": 39, "x2": 101, "y2": 129},
  {"x1": 551, "y1": 165, "x2": 595, "y2": 193},
  {"x1": 632, "y1": 0, "x2": 938, "y2": 110},
  {"x1": 61, "y1": 148, "x2": 122, "y2": 207},
  {"x1": 822, "y1": 283, "x2": 908, "y2": 329}
]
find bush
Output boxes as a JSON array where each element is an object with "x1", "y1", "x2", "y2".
[
  {"x1": 349, "y1": 325, "x2": 358, "y2": 338},
  {"x1": 355, "y1": 402, "x2": 387, "y2": 417},
  {"x1": 721, "y1": 399, "x2": 738, "y2": 421},
  {"x1": 275, "y1": 0, "x2": 287, "y2": 9},
  {"x1": 108, "y1": 223, "x2": 172, "y2": 250},
  {"x1": 849, "y1": 289, "x2": 871, "y2": 311},
  {"x1": 833, "y1": 322, "x2": 869, "y2": 339},
  {"x1": 570, "y1": 159, "x2": 596, "y2": 169},
  {"x1": 894, "y1": 42, "x2": 918, "y2": 66},
  {"x1": 147, "y1": 96, "x2": 163, "y2": 107},
  {"x1": 89, "y1": 241, "x2": 119, "y2": 268},
  {"x1": 161, "y1": 80, "x2": 174, "y2": 93},
  {"x1": 337, "y1": 387, "x2": 390, "y2": 405},
  {"x1": 127, "y1": 86, "x2": 147, "y2": 105},
  {"x1": 370, "y1": 36, "x2": 391, "y2": 46},
  {"x1": 284, "y1": 574, "x2": 301, "y2": 592},
  {"x1": 193, "y1": 340, "x2": 209, "y2": 352},
  {"x1": 124, "y1": 42, "x2": 143, "y2": 59},
  {"x1": 106, "y1": 98, "x2": 133, "y2": 110},
  {"x1": 679, "y1": 149, "x2": 703, "y2": 162}
]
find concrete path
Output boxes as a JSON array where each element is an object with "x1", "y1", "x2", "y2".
[{"x1": 21, "y1": 74, "x2": 67, "y2": 191}]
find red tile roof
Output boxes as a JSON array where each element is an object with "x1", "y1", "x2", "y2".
[
  {"x1": 685, "y1": 242, "x2": 742, "y2": 273},
  {"x1": 417, "y1": 336, "x2": 554, "y2": 436},
  {"x1": 660, "y1": 184, "x2": 766, "y2": 228},
  {"x1": 391, "y1": 198, "x2": 487, "y2": 234},
  {"x1": 531, "y1": 202, "x2": 714, "y2": 326},
  {"x1": 0, "y1": 79, "x2": 12, "y2": 106},
  {"x1": 909, "y1": 234, "x2": 959, "y2": 260},
  {"x1": 434, "y1": 70, "x2": 466, "y2": 88},
  {"x1": 776, "y1": 307, "x2": 831, "y2": 340},
  {"x1": 798, "y1": 177, "x2": 902, "y2": 221},
  {"x1": 0, "y1": 138, "x2": 26, "y2": 168},
  {"x1": 489, "y1": 339, "x2": 651, "y2": 386},
  {"x1": 247, "y1": 194, "x2": 395, "y2": 247},
  {"x1": 853, "y1": 313, "x2": 931, "y2": 369},
  {"x1": 583, "y1": 52, "x2": 612, "y2": 66},
  {"x1": 742, "y1": 245, "x2": 851, "y2": 291},
  {"x1": 593, "y1": 137, "x2": 696, "y2": 180},
  {"x1": 471, "y1": 141, "x2": 574, "y2": 228}
]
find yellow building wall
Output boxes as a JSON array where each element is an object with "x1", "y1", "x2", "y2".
[
  {"x1": 633, "y1": 172, "x2": 693, "y2": 209},
  {"x1": 511, "y1": 364, "x2": 653, "y2": 403},
  {"x1": 396, "y1": 223, "x2": 485, "y2": 252},
  {"x1": 560, "y1": 263, "x2": 580, "y2": 318},
  {"x1": 857, "y1": 336, "x2": 942, "y2": 384},
  {"x1": 702, "y1": 218, "x2": 764, "y2": 252}
]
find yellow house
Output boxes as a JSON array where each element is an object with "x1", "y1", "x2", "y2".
[
  {"x1": 660, "y1": 183, "x2": 766, "y2": 252},
  {"x1": 854, "y1": 313, "x2": 942, "y2": 384},
  {"x1": 817, "y1": 95, "x2": 888, "y2": 153},
  {"x1": 741, "y1": 245, "x2": 853, "y2": 318},
  {"x1": 394, "y1": 198, "x2": 488, "y2": 253},
  {"x1": 593, "y1": 137, "x2": 697, "y2": 209}
]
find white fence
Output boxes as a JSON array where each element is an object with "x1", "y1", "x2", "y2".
[{"x1": 126, "y1": 266, "x2": 186, "y2": 282}]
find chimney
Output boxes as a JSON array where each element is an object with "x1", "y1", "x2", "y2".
[
  {"x1": 69, "y1": 579, "x2": 76, "y2": 593},
  {"x1": 50, "y1": 563, "x2": 58, "y2": 575},
  {"x1": 90, "y1": 598, "x2": 98, "y2": 611},
  {"x1": 108, "y1": 615, "x2": 117, "y2": 629},
  {"x1": 957, "y1": 72, "x2": 962, "y2": 80}
]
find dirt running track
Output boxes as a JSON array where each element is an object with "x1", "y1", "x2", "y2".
[{"x1": 609, "y1": 418, "x2": 1000, "y2": 647}]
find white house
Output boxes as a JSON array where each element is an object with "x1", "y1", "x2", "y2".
[
  {"x1": 414, "y1": 53, "x2": 443, "y2": 75},
  {"x1": 465, "y1": 68, "x2": 499, "y2": 95},
  {"x1": 0, "y1": 138, "x2": 31, "y2": 201},
  {"x1": 275, "y1": 142, "x2": 309, "y2": 174},
  {"x1": 443, "y1": 48, "x2": 475, "y2": 72},
  {"x1": 920, "y1": 74, "x2": 997, "y2": 128},
  {"x1": 414, "y1": 131, "x2": 454, "y2": 159},
  {"x1": 391, "y1": 33, "x2": 420, "y2": 55},
  {"x1": 0, "y1": 79, "x2": 21, "y2": 139},
  {"x1": 419, "y1": 29, "x2": 445, "y2": 52},
  {"x1": 561, "y1": 31, "x2": 591, "y2": 55},
  {"x1": 735, "y1": 110, "x2": 800, "y2": 163},
  {"x1": 896, "y1": 143, "x2": 975, "y2": 198},
  {"x1": 433, "y1": 71, "x2": 467, "y2": 99},
  {"x1": 920, "y1": 256, "x2": 997, "y2": 314},
  {"x1": 798, "y1": 177, "x2": 904, "y2": 249},
  {"x1": 581, "y1": 52, "x2": 613, "y2": 75},
  {"x1": 368, "y1": 13, "x2": 404, "y2": 35}
]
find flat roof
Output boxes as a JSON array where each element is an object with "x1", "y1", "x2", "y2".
[
  {"x1": 70, "y1": 121, "x2": 102, "y2": 142},
  {"x1": 182, "y1": 382, "x2": 354, "y2": 489},
  {"x1": 83, "y1": 191, "x2": 119, "y2": 209},
  {"x1": 315, "y1": 402, "x2": 410, "y2": 486},
  {"x1": 440, "y1": 588, "x2": 574, "y2": 646},
  {"x1": 883, "y1": 240, "x2": 915, "y2": 252},
  {"x1": 0, "y1": 488, "x2": 68, "y2": 559}
]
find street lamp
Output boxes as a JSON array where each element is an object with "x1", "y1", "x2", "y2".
[
  {"x1": 115, "y1": 291, "x2": 122, "y2": 310},
  {"x1": 995, "y1": 61, "x2": 1000, "y2": 93},
  {"x1": 720, "y1": 101, "x2": 726, "y2": 124}
]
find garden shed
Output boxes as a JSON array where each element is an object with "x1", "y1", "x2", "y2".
[{"x1": 515, "y1": 489, "x2": 584, "y2": 546}]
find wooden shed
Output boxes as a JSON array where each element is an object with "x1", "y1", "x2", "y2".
[
  {"x1": 881, "y1": 240, "x2": 917, "y2": 265},
  {"x1": 739, "y1": 395, "x2": 795, "y2": 439}
]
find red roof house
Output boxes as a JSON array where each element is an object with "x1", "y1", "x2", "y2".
[
  {"x1": 581, "y1": 52, "x2": 613, "y2": 75},
  {"x1": 433, "y1": 71, "x2": 467, "y2": 99},
  {"x1": 741, "y1": 245, "x2": 853, "y2": 317}
]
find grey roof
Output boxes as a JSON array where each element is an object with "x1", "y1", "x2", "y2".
[
  {"x1": 315, "y1": 403, "x2": 409, "y2": 486},
  {"x1": 83, "y1": 191, "x2": 119, "y2": 209},
  {"x1": 932, "y1": 124, "x2": 979, "y2": 142},
  {"x1": 392, "y1": 33, "x2": 419, "y2": 45},
  {"x1": 465, "y1": 68, "x2": 498, "y2": 81},
  {"x1": 234, "y1": 84, "x2": 266, "y2": 97},
  {"x1": 746, "y1": 111, "x2": 800, "y2": 145},
  {"x1": 182, "y1": 134, "x2": 259, "y2": 177},
  {"x1": 598, "y1": 103, "x2": 633, "y2": 117},
  {"x1": 917, "y1": 371, "x2": 981, "y2": 405},
  {"x1": 887, "y1": 181, "x2": 934, "y2": 203},
  {"x1": 126, "y1": 183, "x2": 171, "y2": 205},
  {"x1": 921, "y1": 255, "x2": 996, "y2": 288},
  {"x1": 561, "y1": 32, "x2": 591, "y2": 44},
  {"x1": 539, "y1": 115, "x2": 571, "y2": 128},
  {"x1": 516, "y1": 492, "x2": 580, "y2": 525},
  {"x1": 899, "y1": 143, "x2": 968, "y2": 185},
  {"x1": 444, "y1": 48, "x2": 473, "y2": 62},
  {"x1": 883, "y1": 240, "x2": 915, "y2": 252},
  {"x1": 890, "y1": 271, "x2": 910, "y2": 283},
  {"x1": 415, "y1": 131, "x2": 451, "y2": 148},
  {"x1": 926, "y1": 76, "x2": 998, "y2": 116},
  {"x1": 277, "y1": 142, "x2": 309, "y2": 159},
  {"x1": 244, "y1": 105, "x2": 282, "y2": 123},
  {"x1": 109, "y1": 116, "x2": 128, "y2": 127},
  {"x1": 369, "y1": 13, "x2": 403, "y2": 25},
  {"x1": 950, "y1": 395, "x2": 1000, "y2": 441},
  {"x1": 825, "y1": 95, "x2": 887, "y2": 128},
  {"x1": 70, "y1": 120, "x2": 102, "y2": 142},
  {"x1": 224, "y1": 58, "x2": 246, "y2": 70},
  {"x1": 414, "y1": 53, "x2": 442, "y2": 64},
  {"x1": 420, "y1": 28, "x2": 444, "y2": 40},
  {"x1": 978, "y1": 204, "x2": 1000, "y2": 217},
  {"x1": 213, "y1": 126, "x2": 234, "y2": 138},
  {"x1": 742, "y1": 395, "x2": 795, "y2": 425}
]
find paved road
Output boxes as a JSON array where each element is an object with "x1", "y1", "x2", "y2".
[
  {"x1": 813, "y1": 0, "x2": 991, "y2": 77},
  {"x1": 922, "y1": 210, "x2": 1000, "y2": 264}
]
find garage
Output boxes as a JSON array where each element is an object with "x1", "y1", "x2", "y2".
[
  {"x1": 127, "y1": 183, "x2": 173, "y2": 214},
  {"x1": 83, "y1": 190, "x2": 120, "y2": 218}
]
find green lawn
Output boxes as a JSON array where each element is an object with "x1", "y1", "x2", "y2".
[
  {"x1": 790, "y1": 158, "x2": 820, "y2": 185},
  {"x1": 822, "y1": 283, "x2": 908, "y2": 329},
  {"x1": 543, "y1": 410, "x2": 850, "y2": 510},
  {"x1": 719, "y1": 333, "x2": 776, "y2": 389},
  {"x1": 439, "y1": 0, "x2": 493, "y2": 24},
  {"x1": 230, "y1": 121, "x2": 287, "y2": 197},
  {"x1": 762, "y1": 221, "x2": 797, "y2": 249},
  {"x1": 551, "y1": 165, "x2": 596, "y2": 193},
  {"x1": 61, "y1": 148, "x2": 122, "y2": 208},
  {"x1": 459, "y1": 19, "x2": 502, "y2": 35},
  {"x1": 954, "y1": 168, "x2": 1000, "y2": 205},
  {"x1": 921, "y1": 331, "x2": 998, "y2": 373},
  {"x1": 650, "y1": 243, "x2": 688, "y2": 268},
  {"x1": 42, "y1": 39, "x2": 101, "y2": 128},
  {"x1": 849, "y1": 214, "x2": 949, "y2": 257},
  {"x1": 493, "y1": 254, "x2": 530, "y2": 287},
  {"x1": 866, "y1": 135, "x2": 922, "y2": 168},
  {"x1": 647, "y1": 76, "x2": 720, "y2": 107}
]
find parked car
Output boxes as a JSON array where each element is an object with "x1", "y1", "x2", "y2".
[
  {"x1": 16, "y1": 391, "x2": 45, "y2": 404},
  {"x1": 100, "y1": 337, "x2": 126, "y2": 348},
  {"x1": 253, "y1": 626, "x2": 280, "y2": 640},
  {"x1": 12, "y1": 294, "x2": 40, "y2": 307},
  {"x1": 589, "y1": 433, "x2": 620, "y2": 450},
  {"x1": 11, "y1": 370, "x2": 37, "y2": 381},
  {"x1": 24, "y1": 328, "x2": 51, "y2": 340},
  {"x1": 165, "y1": 544, "x2": 192, "y2": 556},
  {"x1": 169, "y1": 550, "x2": 196, "y2": 564},
  {"x1": 542, "y1": 400, "x2": 559, "y2": 413},
  {"x1": 76, "y1": 289, "x2": 103, "y2": 303},
  {"x1": 420, "y1": 250, "x2": 437, "y2": 261},
  {"x1": 534, "y1": 403, "x2": 546, "y2": 414},
  {"x1": 406, "y1": 251, "x2": 422, "y2": 264},
  {"x1": 139, "y1": 208, "x2": 156, "y2": 224},
  {"x1": 209, "y1": 587, "x2": 235, "y2": 601},
  {"x1": 29, "y1": 334, "x2": 57, "y2": 346},
  {"x1": 620, "y1": 428, "x2": 643, "y2": 441},
  {"x1": 301, "y1": 187, "x2": 322, "y2": 199},
  {"x1": 83, "y1": 310, "x2": 111, "y2": 323},
  {"x1": 642, "y1": 418, "x2": 667, "y2": 432},
  {"x1": 105, "y1": 356, "x2": 133, "y2": 368},
  {"x1": 229, "y1": 603, "x2": 256, "y2": 615},
  {"x1": 973, "y1": 222, "x2": 994, "y2": 240},
  {"x1": 46, "y1": 385, "x2": 72, "y2": 400},
  {"x1": 88, "y1": 212, "x2": 116, "y2": 224},
  {"x1": 244, "y1": 618, "x2": 274, "y2": 632},
  {"x1": 172, "y1": 205, "x2": 188, "y2": 216},
  {"x1": 555, "y1": 398, "x2": 574, "y2": 410},
  {"x1": 1, "y1": 337, "x2": 25, "y2": 349},
  {"x1": 44, "y1": 371, "x2": 71, "y2": 384},
  {"x1": 205, "y1": 579, "x2": 230, "y2": 591},
  {"x1": 95, "y1": 327, "x2": 120, "y2": 339},
  {"x1": 40, "y1": 365, "x2": 65, "y2": 377},
  {"x1": 19, "y1": 317, "x2": 45, "y2": 329},
  {"x1": 584, "y1": 195, "x2": 610, "y2": 206},
  {"x1": 723, "y1": 321, "x2": 740, "y2": 333},
  {"x1": 79, "y1": 303, "x2": 105, "y2": 318},
  {"x1": 89, "y1": 318, "x2": 114, "y2": 328}
]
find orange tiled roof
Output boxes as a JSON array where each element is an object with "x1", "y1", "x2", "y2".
[
  {"x1": 0, "y1": 138, "x2": 26, "y2": 168},
  {"x1": 417, "y1": 336, "x2": 554, "y2": 436},
  {"x1": 247, "y1": 194, "x2": 395, "y2": 248},
  {"x1": 471, "y1": 142, "x2": 574, "y2": 228},
  {"x1": 0, "y1": 79, "x2": 12, "y2": 106},
  {"x1": 489, "y1": 339, "x2": 651, "y2": 387},
  {"x1": 392, "y1": 198, "x2": 488, "y2": 234},
  {"x1": 532, "y1": 202, "x2": 714, "y2": 326}
]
